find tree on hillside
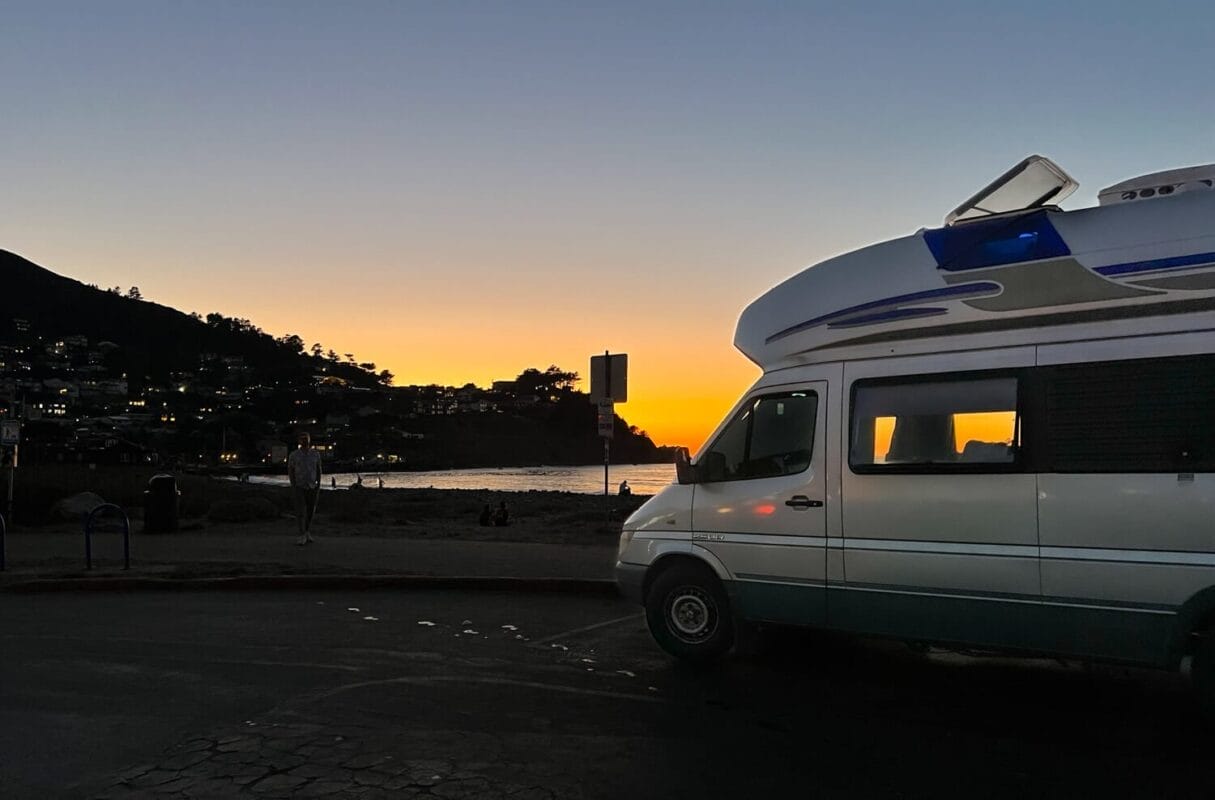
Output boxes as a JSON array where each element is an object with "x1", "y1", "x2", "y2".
[
  {"x1": 127, "y1": 286, "x2": 142, "y2": 300},
  {"x1": 276, "y1": 334, "x2": 305, "y2": 354},
  {"x1": 514, "y1": 365, "x2": 579, "y2": 398}
]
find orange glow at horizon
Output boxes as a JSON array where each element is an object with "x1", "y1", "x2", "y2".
[
  {"x1": 12, "y1": 223, "x2": 767, "y2": 453},
  {"x1": 263, "y1": 307, "x2": 762, "y2": 452}
]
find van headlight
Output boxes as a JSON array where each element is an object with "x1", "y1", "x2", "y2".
[{"x1": 617, "y1": 529, "x2": 635, "y2": 562}]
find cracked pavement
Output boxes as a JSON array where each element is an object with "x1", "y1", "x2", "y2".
[
  {"x1": 4, "y1": 590, "x2": 1215, "y2": 799},
  {"x1": 103, "y1": 721, "x2": 572, "y2": 798}
]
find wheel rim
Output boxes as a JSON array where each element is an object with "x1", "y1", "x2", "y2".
[{"x1": 666, "y1": 585, "x2": 717, "y2": 643}]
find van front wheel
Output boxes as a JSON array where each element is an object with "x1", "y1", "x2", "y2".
[{"x1": 646, "y1": 563, "x2": 734, "y2": 662}]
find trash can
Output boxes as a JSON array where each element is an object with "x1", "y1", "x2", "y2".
[{"x1": 143, "y1": 474, "x2": 180, "y2": 533}]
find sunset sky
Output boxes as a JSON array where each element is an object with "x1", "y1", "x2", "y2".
[{"x1": 2, "y1": 2, "x2": 1213, "y2": 450}]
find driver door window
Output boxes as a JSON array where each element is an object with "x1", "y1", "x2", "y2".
[{"x1": 701, "y1": 392, "x2": 817, "y2": 482}]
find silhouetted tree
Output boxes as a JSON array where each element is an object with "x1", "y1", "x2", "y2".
[
  {"x1": 127, "y1": 286, "x2": 142, "y2": 300},
  {"x1": 277, "y1": 334, "x2": 305, "y2": 354},
  {"x1": 514, "y1": 365, "x2": 579, "y2": 398}
]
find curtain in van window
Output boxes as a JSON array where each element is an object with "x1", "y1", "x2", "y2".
[{"x1": 851, "y1": 377, "x2": 1018, "y2": 467}]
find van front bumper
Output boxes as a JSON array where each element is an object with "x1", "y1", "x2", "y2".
[{"x1": 615, "y1": 561, "x2": 646, "y2": 605}]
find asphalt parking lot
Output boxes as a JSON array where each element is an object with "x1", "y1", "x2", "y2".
[{"x1": 1, "y1": 589, "x2": 1212, "y2": 799}]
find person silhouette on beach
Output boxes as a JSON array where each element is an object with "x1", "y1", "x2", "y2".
[
  {"x1": 287, "y1": 432, "x2": 322, "y2": 545},
  {"x1": 619, "y1": 480, "x2": 631, "y2": 496},
  {"x1": 479, "y1": 504, "x2": 493, "y2": 526},
  {"x1": 492, "y1": 501, "x2": 509, "y2": 527}
]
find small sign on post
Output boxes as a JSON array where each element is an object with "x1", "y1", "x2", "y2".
[
  {"x1": 0, "y1": 421, "x2": 19, "y2": 446},
  {"x1": 597, "y1": 399, "x2": 615, "y2": 438}
]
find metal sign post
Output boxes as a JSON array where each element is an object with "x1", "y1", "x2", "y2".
[
  {"x1": 4, "y1": 445, "x2": 14, "y2": 520},
  {"x1": 598, "y1": 399, "x2": 614, "y2": 495},
  {"x1": 589, "y1": 351, "x2": 628, "y2": 499},
  {"x1": 2, "y1": 421, "x2": 19, "y2": 540}
]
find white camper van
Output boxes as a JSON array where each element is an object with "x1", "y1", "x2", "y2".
[{"x1": 616, "y1": 156, "x2": 1215, "y2": 699}]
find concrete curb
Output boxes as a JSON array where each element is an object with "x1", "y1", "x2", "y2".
[{"x1": 0, "y1": 574, "x2": 620, "y2": 595}]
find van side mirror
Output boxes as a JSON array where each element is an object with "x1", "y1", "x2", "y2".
[{"x1": 674, "y1": 448, "x2": 697, "y2": 485}]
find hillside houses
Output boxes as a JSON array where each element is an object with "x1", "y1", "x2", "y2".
[{"x1": 0, "y1": 316, "x2": 595, "y2": 467}]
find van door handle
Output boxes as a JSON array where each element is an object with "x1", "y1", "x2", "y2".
[{"x1": 785, "y1": 495, "x2": 823, "y2": 509}]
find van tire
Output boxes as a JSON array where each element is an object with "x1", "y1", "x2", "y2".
[{"x1": 645, "y1": 562, "x2": 734, "y2": 662}]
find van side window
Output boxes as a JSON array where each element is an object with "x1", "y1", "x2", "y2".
[
  {"x1": 700, "y1": 392, "x2": 817, "y2": 482},
  {"x1": 850, "y1": 376, "x2": 1019, "y2": 472},
  {"x1": 1044, "y1": 354, "x2": 1215, "y2": 473}
]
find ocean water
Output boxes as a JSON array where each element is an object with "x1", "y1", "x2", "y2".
[{"x1": 248, "y1": 462, "x2": 677, "y2": 495}]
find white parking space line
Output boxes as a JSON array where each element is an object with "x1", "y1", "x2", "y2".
[
  {"x1": 527, "y1": 613, "x2": 643, "y2": 647},
  {"x1": 308, "y1": 674, "x2": 663, "y2": 704}
]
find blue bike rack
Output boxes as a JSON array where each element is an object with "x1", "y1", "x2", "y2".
[{"x1": 84, "y1": 504, "x2": 131, "y2": 571}]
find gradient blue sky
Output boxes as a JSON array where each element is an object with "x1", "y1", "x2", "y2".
[{"x1": 2, "y1": 1, "x2": 1212, "y2": 447}]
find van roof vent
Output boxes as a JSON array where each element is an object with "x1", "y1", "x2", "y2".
[
  {"x1": 945, "y1": 155, "x2": 1077, "y2": 226},
  {"x1": 1098, "y1": 165, "x2": 1215, "y2": 206}
]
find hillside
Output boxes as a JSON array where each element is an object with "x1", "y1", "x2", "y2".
[
  {"x1": 0, "y1": 249, "x2": 674, "y2": 467},
  {"x1": 0, "y1": 249, "x2": 377, "y2": 389}
]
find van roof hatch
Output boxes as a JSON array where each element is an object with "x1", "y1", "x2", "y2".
[{"x1": 945, "y1": 155, "x2": 1078, "y2": 227}]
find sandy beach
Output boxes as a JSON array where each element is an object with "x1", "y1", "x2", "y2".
[
  {"x1": 10, "y1": 465, "x2": 648, "y2": 547},
  {"x1": 227, "y1": 482, "x2": 648, "y2": 546}
]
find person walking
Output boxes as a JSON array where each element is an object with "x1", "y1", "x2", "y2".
[{"x1": 288, "y1": 432, "x2": 322, "y2": 545}]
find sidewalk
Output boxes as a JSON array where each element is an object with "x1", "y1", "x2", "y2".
[{"x1": 0, "y1": 526, "x2": 620, "y2": 592}]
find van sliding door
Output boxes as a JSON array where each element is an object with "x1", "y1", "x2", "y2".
[{"x1": 838, "y1": 350, "x2": 1041, "y2": 650}]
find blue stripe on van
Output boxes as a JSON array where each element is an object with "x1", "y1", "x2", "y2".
[
  {"x1": 1094, "y1": 250, "x2": 1215, "y2": 277},
  {"x1": 765, "y1": 282, "x2": 1000, "y2": 344},
  {"x1": 827, "y1": 307, "x2": 947, "y2": 328}
]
